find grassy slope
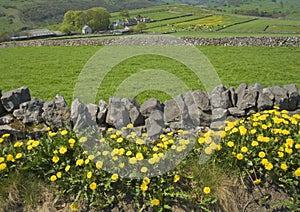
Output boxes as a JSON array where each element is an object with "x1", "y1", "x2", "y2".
[{"x1": 0, "y1": 46, "x2": 299, "y2": 104}]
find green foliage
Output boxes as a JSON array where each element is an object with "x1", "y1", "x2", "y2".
[
  {"x1": 119, "y1": 10, "x2": 130, "y2": 18},
  {"x1": 60, "y1": 7, "x2": 110, "y2": 34},
  {"x1": 134, "y1": 22, "x2": 147, "y2": 32}
]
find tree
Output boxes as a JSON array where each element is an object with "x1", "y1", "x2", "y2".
[
  {"x1": 119, "y1": 10, "x2": 129, "y2": 18},
  {"x1": 60, "y1": 7, "x2": 110, "y2": 34},
  {"x1": 134, "y1": 22, "x2": 147, "y2": 33}
]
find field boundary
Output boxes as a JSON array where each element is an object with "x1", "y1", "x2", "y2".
[{"x1": 1, "y1": 36, "x2": 300, "y2": 48}]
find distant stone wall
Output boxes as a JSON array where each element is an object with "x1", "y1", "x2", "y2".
[
  {"x1": 1, "y1": 84, "x2": 300, "y2": 140},
  {"x1": 1, "y1": 36, "x2": 300, "y2": 48}
]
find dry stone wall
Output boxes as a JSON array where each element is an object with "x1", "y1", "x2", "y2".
[
  {"x1": 0, "y1": 84, "x2": 300, "y2": 140},
  {"x1": 1, "y1": 36, "x2": 300, "y2": 48}
]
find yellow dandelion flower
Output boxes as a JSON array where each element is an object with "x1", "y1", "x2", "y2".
[
  {"x1": 50, "y1": 175, "x2": 57, "y2": 182},
  {"x1": 198, "y1": 137, "x2": 205, "y2": 144},
  {"x1": 251, "y1": 141, "x2": 258, "y2": 147},
  {"x1": 102, "y1": 151, "x2": 109, "y2": 156},
  {"x1": 89, "y1": 182, "x2": 97, "y2": 190},
  {"x1": 118, "y1": 148, "x2": 125, "y2": 155},
  {"x1": 258, "y1": 151, "x2": 266, "y2": 158},
  {"x1": 59, "y1": 146, "x2": 67, "y2": 154},
  {"x1": 69, "y1": 203, "x2": 78, "y2": 211},
  {"x1": 117, "y1": 137, "x2": 123, "y2": 143},
  {"x1": 227, "y1": 141, "x2": 234, "y2": 147},
  {"x1": 111, "y1": 173, "x2": 118, "y2": 181},
  {"x1": 285, "y1": 147, "x2": 293, "y2": 154},
  {"x1": 241, "y1": 146, "x2": 248, "y2": 153},
  {"x1": 96, "y1": 161, "x2": 103, "y2": 169},
  {"x1": 205, "y1": 147, "x2": 212, "y2": 155},
  {"x1": 151, "y1": 198, "x2": 160, "y2": 206},
  {"x1": 152, "y1": 146, "x2": 159, "y2": 152},
  {"x1": 140, "y1": 183, "x2": 148, "y2": 191},
  {"x1": 143, "y1": 177, "x2": 150, "y2": 185},
  {"x1": 141, "y1": 167, "x2": 148, "y2": 173},
  {"x1": 61, "y1": 130, "x2": 68, "y2": 135},
  {"x1": 265, "y1": 162, "x2": 273, "y2": 171},
  {"x1": 69, "y1": 138, "x2": 76, "y2": 144},
  {"x1": 119, "y1": 163, "x2": 125, "y2": 168},
  {"x1": 250, "y1": 129, "x2": 257, "y2": 134},
  {"x1": 294, "y1": 168, "x2": 300, "y2": 177},
  {"x1": 87, "y1": 171, "x2": 92, "y2": 179},
  {"x1": 236, "y1": 153, "x2": 244, "y2": 160},
  {"x1": 239, "y1": 126, "x2": 247, "y2": 135},
  {"x1": 126, "y1": 150, "x2": 132, "y2": 156},
  {"x1": 280, "y1": 163, "x2": 288, "y2": 171},
  {"x1": 65, "y1": 165, "x2": 70, "y2": 172},
  {"x1": 48, "y1": 131, "x2": 57, "y2": 137},
  {"x1": 129, "y1": 157, "x2": 137, "y2": 164},
  {"x1": 253, "y1": 179, "x2": 261, "y2": 185},
  {"x1": 52, "y1": 156, "x2": 59, "y2": 163},
  {"x1": 2, "y1": 133, "x2": 10, "y2": 138},
  {"x1": 136, "y1": 152, "x2": 144, "y2": 161},
  {"x1": 99, "y1": 138, "x2": 105, "y2": 142},
  {"x1": 56, "y1": 172, "x2": 62, "y2": 178},
  {"x1": 6, "y1": 154, "x2": 15, "y2": 162},
  {"x1": 295, "y1": 144, "x2": 300, "y2": 149},
  {"x1": 14, "y1": 141, "x2": 23, "y2": 147},
  {"x1": 261, "y1": 158, "x2": 269, "y2": 165},
  {"x1": 15, "y1": 153, "x2": 22, "y2": 159},
  {"x1": 0, "y1": 163, "x2": 7, "y2": 170},
  {"x1": 32, "y1": 140, "x2": 39, "y2": 147},
  {"x1": 174, "y1": 175, "x2": 180, "y2": 183},
  {"x1": 203, "y1": 187, "x2": 211, "y2": 194},
  {"x1": 127, "y1": 123, "x2": 134, "y2": 129},
  {"x1": 79, "y1": 137, "x2": 87, "y2": 143},
  {"x1": 277, "y1": 151, "x2": 284, "y2": 158},
  {"x1": 76, "y1": 159, "x2": 84, "y2": 166},
  {"x1": 0, "y1": 157, "x2": 4, "y2": 163}
]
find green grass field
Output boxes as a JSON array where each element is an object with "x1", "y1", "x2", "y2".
[
  {"x1": 222, "y1": 18, "x2": 300, "y2": 33},
  {"x1": 0, "y1": 46, "x2": 299, "y2": 105}
]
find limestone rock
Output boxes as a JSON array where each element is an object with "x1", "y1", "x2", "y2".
[
  {"x1": 164, "y1": 94, "x2": 194, "y2": 130},
  {"x1": 13, "y1": 98, "x2": 44, "y2": 124},
  {"x1": 1, "y1": 87, "x2": 31, "y2": 112},
  {"x1": 71, "y1": 99, "x2": 97, "y2": 134},
  {"x1": 87, "y1": 103, "x2": 98, "y2": 122},
  {"x1": 236, "y1": 87, "x2": 258, "y2": 111},
  {"x1": 97, "y1": 100, "x2": 108, "y2": 125},
  {"x1": 0, "y1": 115, "x2": 14, "y2": 125},
  {"x1": 145, "y1": 110, "x2": 165, "y2": 139},
  {"x1": 228, "y1": 107, "x2": 245, "y2": 117},
  {"x1": 42, "y1": 95, "x2": 71, "y2": 130},
  {"x1": 257, "y1": 91, "x2": 274, "y2": 111},
  {"x1": 269, "y1": 86, "x2": 289, "y2": 110},
  {"x1": 106, "y1": 97, "x2": 130, "y2": 129},
  {"x1": 140, "y1": 98, "x2": 163, "y2": 118},
  {"x1": 212, "y1": 108, "x2": 228, "y2": 121},
  {"x1": 0, "y1": 90, "x2": 6, "y2": 116},
  {"x1": 191, "y1": 90, "x2": 211, "y2": 111},
  {"x1": 284, "y1": 84, "x2": 298, "y2": 111},
  {"x1": 210, "y1": 85, "x2": 232, "y2": 109},
  {"x1": 122, "y1": 98, "x2": 144, "y2": 126}
]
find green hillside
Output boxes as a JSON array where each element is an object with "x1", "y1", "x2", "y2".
[{"x1": 0, "y1": 0, "x2": 159, "y2": 33}]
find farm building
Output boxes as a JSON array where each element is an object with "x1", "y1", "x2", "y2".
[{"x1": 82, "y1": 25, "x2": 92, "y2": 34}]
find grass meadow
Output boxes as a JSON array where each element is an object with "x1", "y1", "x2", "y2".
[{"x1": 0, "y1": 45, "x2": 300, "y2": 104}]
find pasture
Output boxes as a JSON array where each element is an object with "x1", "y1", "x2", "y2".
[{"x1": 0, "y1": 45, "x2": 299, "y2": 104}]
